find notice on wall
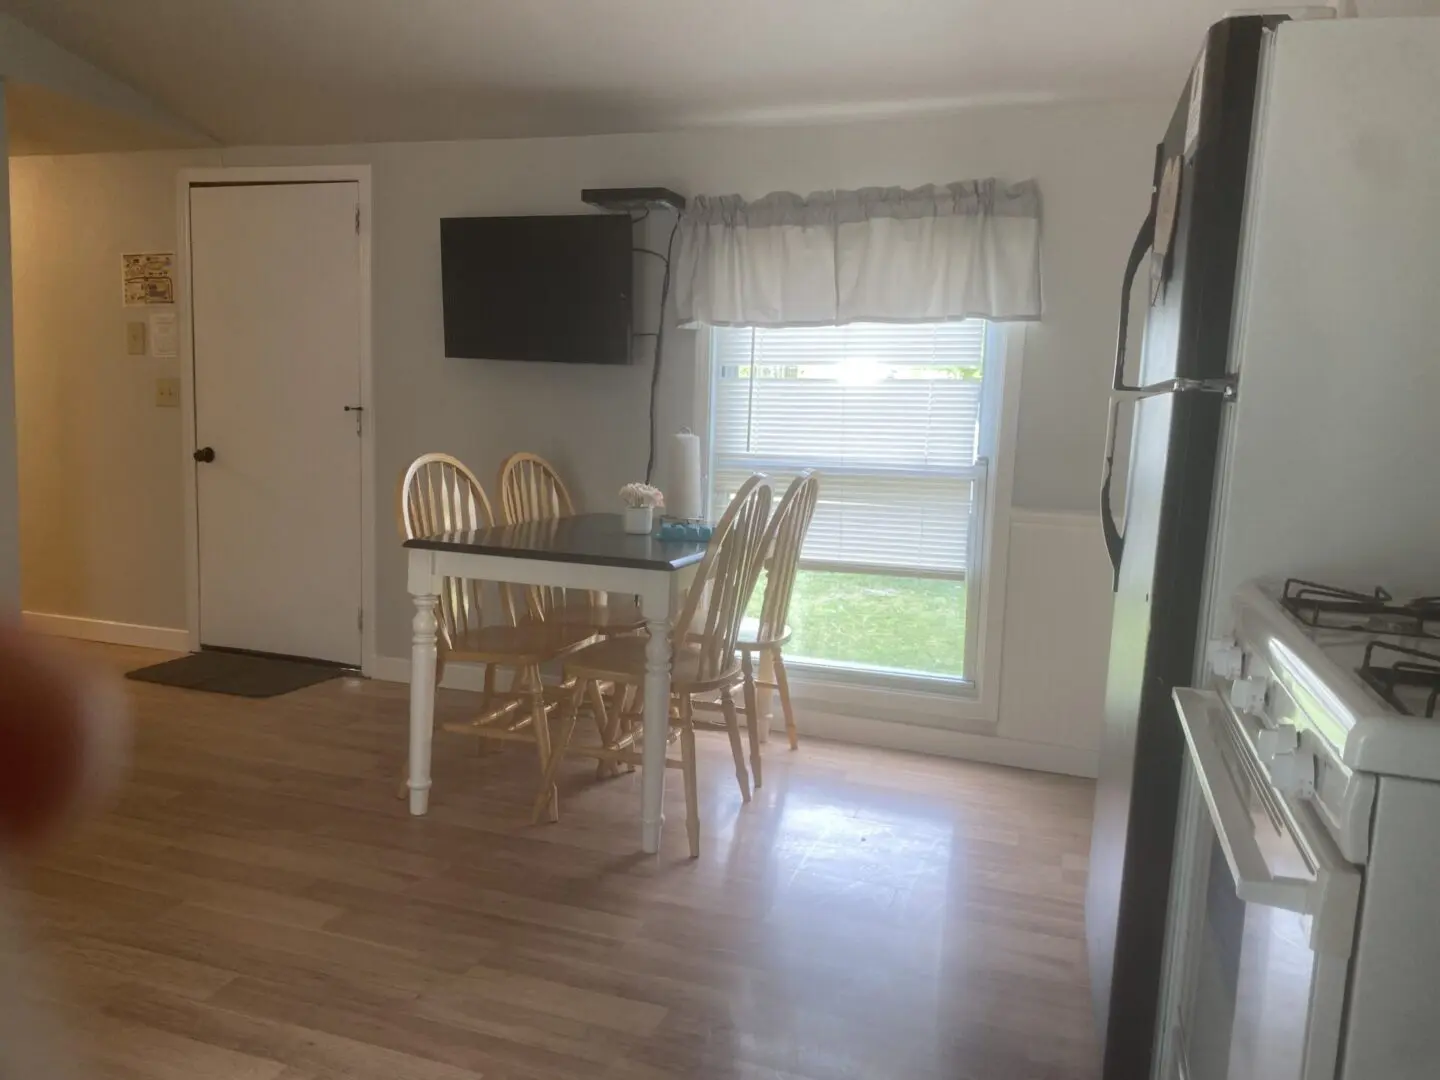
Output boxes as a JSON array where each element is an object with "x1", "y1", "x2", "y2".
[
  {"x1": 122, "y1": 252, "x2": 175, "y2": 306},
  {"x1": 149, "y1": 312, "x2": 178, "y2": 357}
]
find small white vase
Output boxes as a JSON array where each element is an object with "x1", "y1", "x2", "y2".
[{"x1": 623, "y1": 505, "x2": 654, "y2": 535}]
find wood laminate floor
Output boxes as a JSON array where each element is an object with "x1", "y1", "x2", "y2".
[{"x1": 11, "y1": 641, "x2": 1099, "y2": 1080}]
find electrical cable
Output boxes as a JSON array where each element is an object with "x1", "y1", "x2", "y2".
[{"x1": 644, "y1": 216, "x2": 681, "y2": 484}]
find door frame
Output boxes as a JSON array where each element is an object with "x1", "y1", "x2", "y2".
[{"x1": 176, "y1": 165, "x2": 375, "y2": 673}]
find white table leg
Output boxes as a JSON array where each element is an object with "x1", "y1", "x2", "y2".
[
  {"x1": 640, "y1": 593, "x2": 672, "y2": 853},
  {"x1": 408, "y1": 591, "x2": 439, "y2": 816}
]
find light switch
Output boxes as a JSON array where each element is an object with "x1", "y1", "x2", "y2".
[
  {"x1": 126, "y1": 321, "x2": 147, "y2": 355},
  {"x1": 155, "y1": 377, "x2": 180, "y2": 407}
]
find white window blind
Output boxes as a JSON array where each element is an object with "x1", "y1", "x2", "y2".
[{"x1": 710, "y1": 322, "x2": 987, "y2": 578}]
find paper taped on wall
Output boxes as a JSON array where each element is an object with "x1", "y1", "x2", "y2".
[
  {"x1": 149, "y1": 313, "x2": 178, "y2": 357},
  {"x1": 122, "y1": 252, "x2": 175, "y2": 306}
]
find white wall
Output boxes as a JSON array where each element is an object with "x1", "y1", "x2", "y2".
[
  {"x1": 11, "y1": 99, "x2": 1166, "y2": 665},
  {"x1": 11, "y1": 150, "x2": 196, "y2": 628},
  {"x1": 0, "y1": 14, "x2": 207, "y2": 618}
]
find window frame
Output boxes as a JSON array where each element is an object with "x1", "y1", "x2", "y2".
[{"x1": 692, "y1": 322, "x2": 1022, "y2": 730}]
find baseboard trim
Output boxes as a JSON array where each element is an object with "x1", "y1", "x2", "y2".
[
  {"x1": 23, "y1": 611, "x2": 190, "y2": 653},
  {"x1": 369, "y1": 654, "x2": 1097, "y2": 778},
  {"x1": 368, "y1": 654, "x2": 491, "y2": 692},
  {"x1": 796, "y1": 707, "x2": 1098, "y2": 778}
]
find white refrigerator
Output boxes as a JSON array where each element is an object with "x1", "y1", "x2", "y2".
[{"x1": 1086, "y1": 13, "x2": 1440, "y2": 1078}]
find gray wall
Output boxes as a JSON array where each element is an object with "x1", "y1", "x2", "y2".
[{"x1": 10, "y1": 98, "x2": 1169, "y2": 656}]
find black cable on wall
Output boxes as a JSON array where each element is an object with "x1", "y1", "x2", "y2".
[{"x1": 639, "y1": 216, "x2": 681, "y2": 484}]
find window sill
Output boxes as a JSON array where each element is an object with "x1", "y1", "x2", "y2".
[
  {"x1": 780, "y1": 662, "x2": 998, "y2": 733},
  {"x1": 784, "y1": 657, "x2": 971, "y2": 696}
]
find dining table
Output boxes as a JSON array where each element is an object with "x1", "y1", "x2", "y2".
[{"x1": 402, "y1": 512, "x2": 708, "y2": 853}]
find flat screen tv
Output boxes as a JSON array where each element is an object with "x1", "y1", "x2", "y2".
[{"x1": 440, "y1": 214, "x2": 633, "y2": 364}]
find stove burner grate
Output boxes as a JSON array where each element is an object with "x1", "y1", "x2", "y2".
[
  {"x1": 1281, "y1": 578, "x2": 1440, "y2": 639},
  {"x1": 1358, "y1": 641, "x2": 1440, "y2": 718}
]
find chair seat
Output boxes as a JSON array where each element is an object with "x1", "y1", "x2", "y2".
[
  {"x1": 543, "y1": 596, "x2": 646, "y2": 634},
  {"x1": 446, "y1": 621, "x2": 591, "y2": 664},
  {"x1": 736, "y1": 615, "x2": 791, "y2": 649},
  {"x1": 564, "y1": 634, "x2": 740, "y2": 692}
]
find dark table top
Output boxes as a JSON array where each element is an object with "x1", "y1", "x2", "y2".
[{"x1": 403, "y1": 512, "x2": 709, "y2": 572}]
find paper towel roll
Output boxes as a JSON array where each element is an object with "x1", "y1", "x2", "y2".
[{"x1": 667, "y1": 430, "x2": 704, "y2": 522}]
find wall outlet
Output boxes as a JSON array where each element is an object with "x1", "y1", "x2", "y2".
[
  {"x1": 155, "y1": 377, "x2": 181, "y2": 407},
  {"x1": 126, "y1": 321, "x2": 147, "y2": 355}
]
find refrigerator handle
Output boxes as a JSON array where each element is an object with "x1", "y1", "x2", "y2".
[
  {"x1": 1101, "y1": 399, "x2": 1127, "y2": 590},
  {"x1": 1111, "y1": 209, "x2": 1156, "y2": 393},
  {"x1": 1101, "y1": 210, "x2": 1156, "y2": 587}
]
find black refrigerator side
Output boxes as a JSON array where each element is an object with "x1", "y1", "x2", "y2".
[{"x1": 1084, "y1": 17, "x2": 1267, "y2": 1080}]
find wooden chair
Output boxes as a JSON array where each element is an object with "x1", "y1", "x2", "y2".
[
  {"x1": 533, "y1": 474, "x2": 774, "y2": 857},
  {"x1": 694, "y1": 470, "x2": 819, "y2": 777},
  {"x1": 398, "y1": 453, "x2": 591, "y2": 821},
  {"x1": 736, "y1": 470, "x2": 820, "y2": 762},
  {"x1": 496, "y1": 451, "x2": 646, "y2": 637}
]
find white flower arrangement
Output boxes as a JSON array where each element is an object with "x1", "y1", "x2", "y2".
[{"x1": 619, "y1": 482, "x2": 665, "y2": 509}]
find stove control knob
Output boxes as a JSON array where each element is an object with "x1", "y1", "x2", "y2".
[
  {"x1": 1207, "y1": 640, "x2": 1244, "y2": 680},
  {"x1": 1228, "y1": 676, "x2": 1268, "y2": 715},
  {"x1": 1267, "y1": 747, "x2": 1316, "y2": 799},
  {"x1": 1257, "y1": 723, "x2": 1299, "y2": 761}
]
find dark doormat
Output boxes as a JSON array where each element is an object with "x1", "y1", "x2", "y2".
[{"x1": 125, "y1": 649, "x2": 349, "y2": 698}]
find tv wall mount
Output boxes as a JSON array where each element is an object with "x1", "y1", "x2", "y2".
[{"x1": 581, "y1": 187, "x2": 686, "y2": 213}]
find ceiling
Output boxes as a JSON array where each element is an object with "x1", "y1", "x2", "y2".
[{"x1": 4, "y1": 0, "x2": 1439, "y2": 151}]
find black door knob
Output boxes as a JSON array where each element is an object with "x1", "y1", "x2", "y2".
[{"x1": 193, "y1": 447, "x2": 215, "y2": 463}]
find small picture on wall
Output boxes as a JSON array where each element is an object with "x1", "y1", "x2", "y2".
[
  {"x1": 122, "y1": 252, "x2": 175, "y2": 306},
  {"x1": 123, "y1": 276, "x2": 175, "y2": 305}
]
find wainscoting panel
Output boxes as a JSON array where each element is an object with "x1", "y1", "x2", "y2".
[
  {"x1": 26, "y1": 520, "x2": 1113, "y2": 779},
  {"x1": 369, "y1": 514, "x2": 1115, "y2": 779},
  {"x1": 995, "y1": 511, "x2": 1113, "y2": 766},
  {"x1": 371, "y1": 515, "x2": 1111, "y2": 777}
]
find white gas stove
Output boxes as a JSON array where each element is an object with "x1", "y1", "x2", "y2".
[
  {"x1": 1155, "y1": 578, "x2": 1440, "y2": 1080},
  {"x1": 1210, "y1": 579, "x2": 1440, "y2": 864}
]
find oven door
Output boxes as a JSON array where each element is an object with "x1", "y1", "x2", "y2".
[{"x1": 1153, "y1": 688, "x2": 1360, "y2": 1080}]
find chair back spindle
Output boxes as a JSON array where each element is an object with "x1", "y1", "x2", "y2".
[
  {"x1": 498, "y1": 452, "x2": 576, "y2": 524},
  {"x1": 756, "y1": 470, "x2": 821, "y2": 645},
  {"x1": 673, "y1": 474, "x2": 773, "y2": 683},
  {"x1": 399, "y1": 453, "x2": 494, "y2": 644},
  {"x1": 498, "y1": 452, "x2": 585, "y2": 621}
]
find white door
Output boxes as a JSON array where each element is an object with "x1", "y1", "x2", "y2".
[{"x1": 190, "y1": 182, "x2": 363, "y2": 665}]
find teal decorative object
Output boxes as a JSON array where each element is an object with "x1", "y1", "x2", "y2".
[{"x1": 657, "y1": 521, "x2": 713, "y2": 542}]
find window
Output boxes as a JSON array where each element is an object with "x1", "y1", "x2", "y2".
[{"x1": 708, "y1": 321, "x2": 996, "y2": 684}]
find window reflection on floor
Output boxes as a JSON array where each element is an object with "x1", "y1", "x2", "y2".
[{"x1": 748, "y1": 788, "x2": 961, "y2": 933}]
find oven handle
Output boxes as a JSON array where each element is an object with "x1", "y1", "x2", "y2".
[
  {"x1": 1172, "y1": 687, "x2": 1360, "y2": 953},
  {"x1": 1174, "y1": 688, "x2": 1311, "y2": 910}
]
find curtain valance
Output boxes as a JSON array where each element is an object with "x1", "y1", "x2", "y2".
[{"x1": 674, "y1": 179, "x2": 1042, "y2": 327}]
